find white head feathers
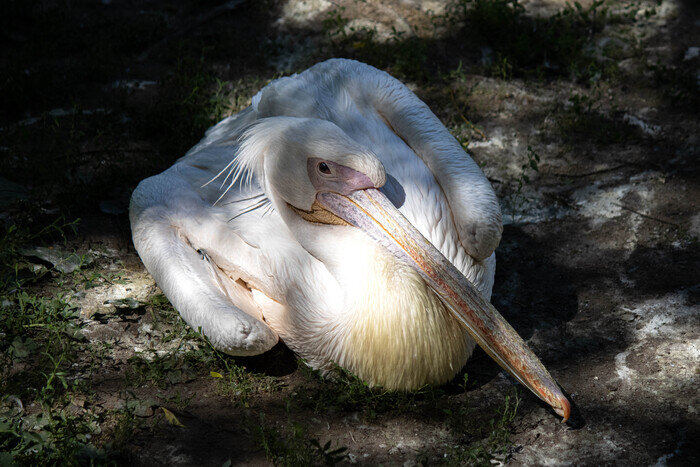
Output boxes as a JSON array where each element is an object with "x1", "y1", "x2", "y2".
[{"x1": 207, "y1": 117, "x2": 385, "y2": 211}]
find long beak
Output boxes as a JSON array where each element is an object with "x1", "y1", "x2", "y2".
[{"x1": 317, "y1": 188, "x2": 571, "y2": 422}]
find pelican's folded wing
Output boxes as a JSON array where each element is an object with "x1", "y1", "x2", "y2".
[
  {"x1": 354, "y1": 62, "x2": 503, "y2": 262},
  {"x1": 130, "y1": 171, "x2": 278, "y2": 355},
  {"x1": 254, "y1": 59, "x2": 502, "y2": 262}
]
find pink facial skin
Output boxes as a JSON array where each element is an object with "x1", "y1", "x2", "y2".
[{"x1": 307, "y1": 157, "x2": 376, "y2": 195}]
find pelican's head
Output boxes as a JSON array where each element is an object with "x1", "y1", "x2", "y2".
[
  {"x1": 238, "y1": 116, "x2": 571, "y2": 422},
  {"x1": 240, "y1": 117, "x2": 385, "y2": 213}
]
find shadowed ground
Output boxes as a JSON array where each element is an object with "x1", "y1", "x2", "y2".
[{"x1": 1, "y1": 0, "x2": 698, "y2": 465}]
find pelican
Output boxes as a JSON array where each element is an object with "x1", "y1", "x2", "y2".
[{"x1": 130, "y1": 59, "x2": 570, "y2": 420}]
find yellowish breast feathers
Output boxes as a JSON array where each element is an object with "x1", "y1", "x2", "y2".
[{"x1": 329, "y1": 241, "x2": 473, "y2": 390}]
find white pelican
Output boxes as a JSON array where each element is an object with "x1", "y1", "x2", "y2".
[{"x1": 130, "y1": 59, "x2": 570, "y2": 420}]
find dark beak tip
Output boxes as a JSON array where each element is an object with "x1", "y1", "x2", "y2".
[
  {"x1": 531, "y1": 386, "x2": 584, "y2": 428},
  {"x1": 563, "y1": 396, "x2": 585, "y2": 430},
  {"x1": 557, "y1": 385, "x2": 585, "y2": 429}
]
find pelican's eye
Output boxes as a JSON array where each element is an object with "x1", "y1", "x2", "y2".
[{"x1": 318, "y1": 162, "x2": 332, "y2": 174}]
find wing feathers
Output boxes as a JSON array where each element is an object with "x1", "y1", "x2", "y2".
[
  {"x1": 254, "y1": 59, "x2": 502, "y2": 261},
  {"x1": 130, "y1": 174, "x2": 278, "y2": 355}
]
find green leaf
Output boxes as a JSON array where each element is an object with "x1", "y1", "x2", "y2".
[
  {"x1": 161, "y1": 407, "x2": 185, "y2": 427},
  {"x1": 0, "y1": 420, "x2": 15, "y2": 434},
  {"x1": 9, "y1": 337, "x2": 38, "y2": 359}
]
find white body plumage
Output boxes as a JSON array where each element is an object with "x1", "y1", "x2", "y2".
[{"x1": 130, "y1": 59, "x2": 503, "y2": 390}]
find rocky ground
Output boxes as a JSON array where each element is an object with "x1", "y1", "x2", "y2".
[{"x1": 1, "y1": 0, "x2": 698, "y2": 465}]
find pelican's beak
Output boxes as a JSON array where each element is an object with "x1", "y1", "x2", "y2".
[{"x1": 317, "y1": 188, "x2": 571, "y2": 422}]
